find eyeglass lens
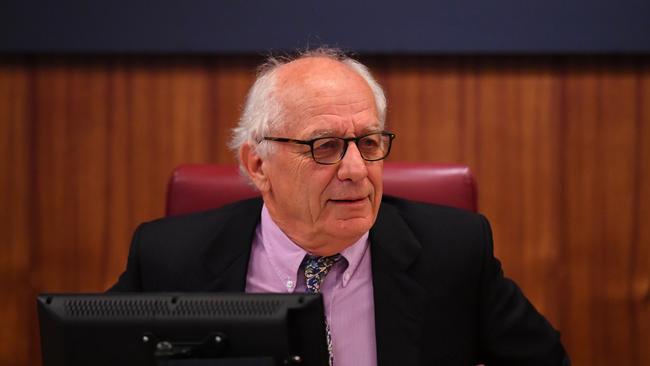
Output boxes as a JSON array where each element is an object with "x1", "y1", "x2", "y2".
[{"x1": 312, "y1": 133, "x2": 391, "y2": 163}]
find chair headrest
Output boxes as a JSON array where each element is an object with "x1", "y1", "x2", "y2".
[{"x1": 166, "y1": 162, "x2": 477, "y2": 216}]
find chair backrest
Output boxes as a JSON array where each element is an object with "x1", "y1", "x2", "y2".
[{"x1": 166, "y1": 162, "x2": 477, "y2": 216}]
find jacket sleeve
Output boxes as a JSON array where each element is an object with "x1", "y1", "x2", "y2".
[
  {"x1": 477, "y1": 215, "x2": 570, "y2": 366},
  {"x1": 106, "y1": 223, "x2": 144, "y2": 292}
]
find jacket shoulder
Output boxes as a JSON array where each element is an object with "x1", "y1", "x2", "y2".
[
  {"x1": 109, "y1": 198, "x2": 263, "y2": 292},
  {"x1": 139, "y1": 197, "x2": 263, "y2": 240},
  {"x1": 380, "y1": 195, "x2": 487, "y2": 234},
  {"x1": 133, "y1": 198, "x2": 262, "y2": 269}
]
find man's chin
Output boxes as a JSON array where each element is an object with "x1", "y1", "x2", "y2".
[
  {"x1": 310, "y1": 215, "x2": 376, "y2": 254},
  {"x1": 327, "y1": 197, "x2": 374, "y2": 215},
  {"x1": 328, "y1": 216, "x2": 374, "y2": 236}
]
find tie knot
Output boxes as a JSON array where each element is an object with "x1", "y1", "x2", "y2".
[{"x1": 303, "y1": 254, "x2": 341, "y2": 293}]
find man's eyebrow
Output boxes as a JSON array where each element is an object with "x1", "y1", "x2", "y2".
[
  {"x1": 359, "y1": 125, "x2": 382, "y2": 134},
  {"x1": 306, "y1": 125, "x2": 382, "y2": 139},
  {"x1": 306, "y1": 129, "x2": 337, "y2": 139}
]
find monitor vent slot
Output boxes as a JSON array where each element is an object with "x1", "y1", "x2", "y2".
[
  {"x1": 64, "y1": 298, "x2": 284, "y2": 317},
  {"x1": 174, "y1": 299, "x2": 282, "y2": 317},
  {"x1": 65, "y1": 298, "x2": 169, "y2": 317}
]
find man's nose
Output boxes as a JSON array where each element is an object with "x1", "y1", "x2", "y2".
[{"x1": 337, "y1": 142, "x2": 368, "y2": 182}]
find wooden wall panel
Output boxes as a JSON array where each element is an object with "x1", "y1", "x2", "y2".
[
  {"x1": 562, "y1": 63, "x2": 635, "y2": 365},
  {"x1": 638, "y1": 73, "x2": 650, "y2": 366},
  {"x1": 0, "y1": 62, "x2": 33, "y2": 366},
  {"x1": 0, "y1": 56, "x2": 648, "y2": 366}
]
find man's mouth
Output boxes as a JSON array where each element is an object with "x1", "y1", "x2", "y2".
[{"x1": 330, "y1": 197, "x2": 367, "y2": 204}]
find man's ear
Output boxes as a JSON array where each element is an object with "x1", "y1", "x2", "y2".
[{"x1": 239, "y1": 143, "x2": 271, "y2": 192}]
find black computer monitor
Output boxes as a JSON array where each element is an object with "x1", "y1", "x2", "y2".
[{"x1": 37, "y1": 293, "x2": 329, "y2": 366}]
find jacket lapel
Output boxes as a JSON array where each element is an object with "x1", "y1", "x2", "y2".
[
  {"x1": 201, "y1": 198, "x2": 264, "y2": 292},
  {"x1": 370, "y1": 202, "x2": 427, "y2": 366}
]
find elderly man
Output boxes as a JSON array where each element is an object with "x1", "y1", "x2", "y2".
[{"x1": 111, "y1": 49, "x2": 569, "y2": 365}]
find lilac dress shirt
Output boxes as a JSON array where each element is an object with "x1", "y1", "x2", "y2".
[{"x1": 246, "y1": 205, "x2": 377, "y2": 366}]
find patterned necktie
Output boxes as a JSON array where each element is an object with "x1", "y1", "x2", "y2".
[{"x1": 303, "y1": 254, "x2": 341, "y2": 366}]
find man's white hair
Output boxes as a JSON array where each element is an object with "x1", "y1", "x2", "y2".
[{"x1": 229, "y1": 48, "x2": 387, "y2": 176}]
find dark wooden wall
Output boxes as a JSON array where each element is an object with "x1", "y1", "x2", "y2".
[{"x1": 1, "y1": 56, "x2": 648, "y2": 366}]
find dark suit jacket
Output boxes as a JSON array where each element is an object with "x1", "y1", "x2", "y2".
[{"x1": 111, "y1": 196, "x2": 569, "y2": 366}]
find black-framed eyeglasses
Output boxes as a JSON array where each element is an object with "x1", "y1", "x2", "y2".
[{"x1": 261, "y1": 131, "x2": 396, "y2": 165}]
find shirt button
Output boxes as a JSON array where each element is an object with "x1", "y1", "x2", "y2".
[{"x1": 286, "y1": 280, "x2": 295, "y2": 290}]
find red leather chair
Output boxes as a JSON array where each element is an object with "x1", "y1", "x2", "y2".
[{"x1": 166, "y1": 163, "x2": 477, "y2": 216}]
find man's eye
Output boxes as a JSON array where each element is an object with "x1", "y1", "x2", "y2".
[
  {"x1": 360, "y1": 138, "x2": 380, "y2": 149},
  {"x1": 314, "y1": 139, "x2": 340, "y2": 151}
]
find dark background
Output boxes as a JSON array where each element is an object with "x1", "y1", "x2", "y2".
[{"x1": 1, "y1": 0, "x2": 650, "y2": 54}]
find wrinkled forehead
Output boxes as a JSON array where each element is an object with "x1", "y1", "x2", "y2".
[{"x1": 273, "y1": 58, "x2": 380, "y2": 137}]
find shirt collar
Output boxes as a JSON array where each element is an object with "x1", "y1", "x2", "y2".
[
  {"x1": 260, "y1": 204, "x2": 370, "y2": 289},
  {"x1": 338, "y1": 230, "x2": 369, "y2": 287},
  {"x1": 260, "y1": 205, "x2": 307, "y2": 292}
]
